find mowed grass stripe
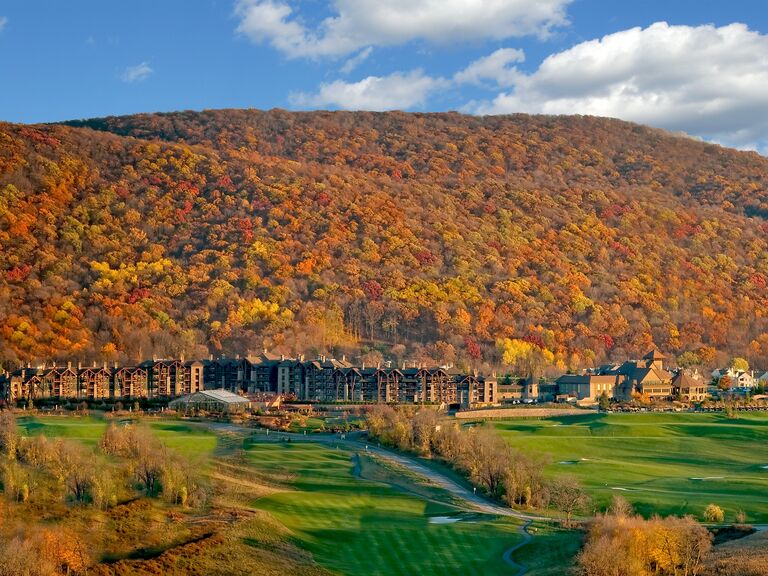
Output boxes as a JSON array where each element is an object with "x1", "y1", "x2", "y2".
[
  {"x1": 15, "y1": 416, "x2": 218, "y2": 455},
  {"x1": 247, "y1": 441, "x2": 521, "y2": 576},
  {"x1": 494, "y1": 412, "x2": 768, "y2": 521}
]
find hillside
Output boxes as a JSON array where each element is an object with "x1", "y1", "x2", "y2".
[{"x1": 1, "y1": 110, "x2": 767, "y2": 371}]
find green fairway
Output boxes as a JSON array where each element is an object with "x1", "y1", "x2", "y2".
[
  {"x1": 493, "y1": 412, "x2": 768, "y2": 522},
  {"x1": 246, "y1": 440, "x2": 522, "y2": 576},
  {"x1": 16, "y1": 414, "x2": 108, "y2": 444},
  {"x1": 15, "y1": 415, "x2": 217, "y2": 455}
]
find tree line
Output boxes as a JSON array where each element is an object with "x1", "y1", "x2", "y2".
[{"x1": 366, "y1": 405, "x2": 589, "y2": 520}]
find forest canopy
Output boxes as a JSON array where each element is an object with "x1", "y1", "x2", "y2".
[{"x1": 1, "y1": 110, "x2": 767, "y2": 372}]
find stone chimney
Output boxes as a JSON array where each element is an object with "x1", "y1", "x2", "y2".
[{"x1": 67, "y1": 361, "x2": 72, "y2": 370}]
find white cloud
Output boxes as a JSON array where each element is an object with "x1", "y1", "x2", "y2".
[
  {"x1": 235, "y1": 0, "x2": 571, "y2": 58},
  {"x1": 470, "y1": 22, "x2": 768, "y2": 151},
  {"x1": 454, "y1": 48, "x2": 525, "y2": 87},
  {"x1": 0, "y1": 17, "x2": 8, "y2": 31},
  {"x1": 121, "y1": 62, "x2": 153, "y2": 83},
  {"x1": 340, "y1": 47, "x2": 373, "y2": 74},
  {"x1": 290, "y1": 69, "x2": 448, "y2": 111}
]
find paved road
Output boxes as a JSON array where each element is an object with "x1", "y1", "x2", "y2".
[{"x1": 207, "y1": 423, "x2": 548, "y2": 574}]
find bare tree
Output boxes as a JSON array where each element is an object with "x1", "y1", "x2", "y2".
[
  {"x1": 549, "y1": 474, "x2": 590, "y2": 527},
  {"x1": 0, "y1": 411, "x2": 19, "y2": 460}
]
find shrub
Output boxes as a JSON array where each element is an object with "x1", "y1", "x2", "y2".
[{"x1": 704, "y1": 503, "x2": 725, "y2": 523}]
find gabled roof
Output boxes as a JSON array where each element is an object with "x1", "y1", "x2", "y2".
[
  {"x1": 643, "y1": 349, "x2": 666, "y2": 361},
  {"x1": 115, "y1": 366, "x2": 146, "y2": 374},
  {"x1": 46, "y1": 366, "x2": 77, "y2": 375},
  {"x1": 633, "y1": 365, "x2": 672, "y2": 385},
  {"x1": 672, "y1": 371, "x2": 701, "y2": 390}
]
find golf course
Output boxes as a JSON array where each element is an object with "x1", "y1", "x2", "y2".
[
  {"x1": 493, "y1": 411, "x2": 768, "y2": 522},
  {"x1": 11, "y1": 415, "x2": 527, "y2": 575},
  {"x1": 244, "y1": 441, "x2": 523, "y2": 576},
  {"x1": 12, "y1": 411, "x2": 768, "y2": 574}
]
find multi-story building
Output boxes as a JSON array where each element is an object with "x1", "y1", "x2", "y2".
[
  {"x1": 113, "y1": 366, "x2": 149, "y2": 398},
  {"x1": 79, "y1": 364, "x2": 112, "y2": 399},
  {"x1": 0, "y1": 353, "x2": 502, "y2": 408}
]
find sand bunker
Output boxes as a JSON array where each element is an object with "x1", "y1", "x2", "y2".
[{"x1": 429, "y1": 516, "x2": 461, "y2": 524}]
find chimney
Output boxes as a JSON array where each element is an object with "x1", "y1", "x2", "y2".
[
  {"x1": 103, "y1": 361, "x2": 108, "y2": 370},
  {"x1": 342, "y1": 354, "x2": 346, "y2": 362},
  {"x1": 209, "y1": 354, "x2": 213, "y2": 361},
  {"x1": 78, "y1": 361, "x2": 82, "y2": 371},
  {"x1": 114, "y1": 361, "x2": 118, "y2": 369},
  {"x1": 92, "y1": 360, "x2": 97, "y2": 368},
  {"x1": 263, "y1": 348, "x2": 267, "y2": 355},
  {"x1": 281, "y1": 354, "x2": 285, "y2": 361},
  {"x1": 67, "y1": 361, "x2": 72, "y2": 370},
  {"x1": 52, "y1": 361, "x2": 56, "y2": 368}
]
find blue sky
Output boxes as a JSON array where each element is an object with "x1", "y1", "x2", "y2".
[{"x1": 1, "y1": 1, "x2": 767, "y2": 151}]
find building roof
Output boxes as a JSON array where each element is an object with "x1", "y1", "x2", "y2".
[
  {"x1": 643, "y1": 349, "x2": 667, "y2": 361},
  {"x1": 672, "y1": 372, "x2": 701, "y2": 390},
  {"x1": 169, "y1": 389, "x2": 250, "y2": 407},
  {"x1": 556, "y1": 374, "x2": 617, "y2": 384}
]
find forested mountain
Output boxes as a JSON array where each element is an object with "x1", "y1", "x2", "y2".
[{"x1": 1, "y1": 110, "x2": 767, "y2": 372}]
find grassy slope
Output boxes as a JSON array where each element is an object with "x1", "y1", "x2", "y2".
[
  {"x1": 515, "y1": 523, "x2": 582, "y2": 576},
  {"x1": 15, "y1": 415, "x2": 218, "y2": 455},
  {"x1": 245, "y1": 440, "x2": 522, "y2": 576},
  {"x1": 12, "y1": 416, "x2": 529, "y2": 575},
  {"x1": 493, "y1": 412, "x2": 768, "y2": 522}
]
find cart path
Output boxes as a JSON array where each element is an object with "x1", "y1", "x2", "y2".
[{"x1": 207, "y1": 423, "x2": 550, "y2": 574}]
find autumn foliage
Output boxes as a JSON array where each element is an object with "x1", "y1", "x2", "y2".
[
  {"x1": 1, "y1": 110, "x2": 768, "y2": 371},
  {"x1": 577, "y1": 498, "x2": 713, "y2": 576}
]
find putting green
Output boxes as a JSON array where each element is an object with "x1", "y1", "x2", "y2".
[
  {"x1": 247, "y1": 441, "x2": 522, "y2": 576},
  {"x1": 493, "y1": 412, "x2": 768, "y2": 522}
]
